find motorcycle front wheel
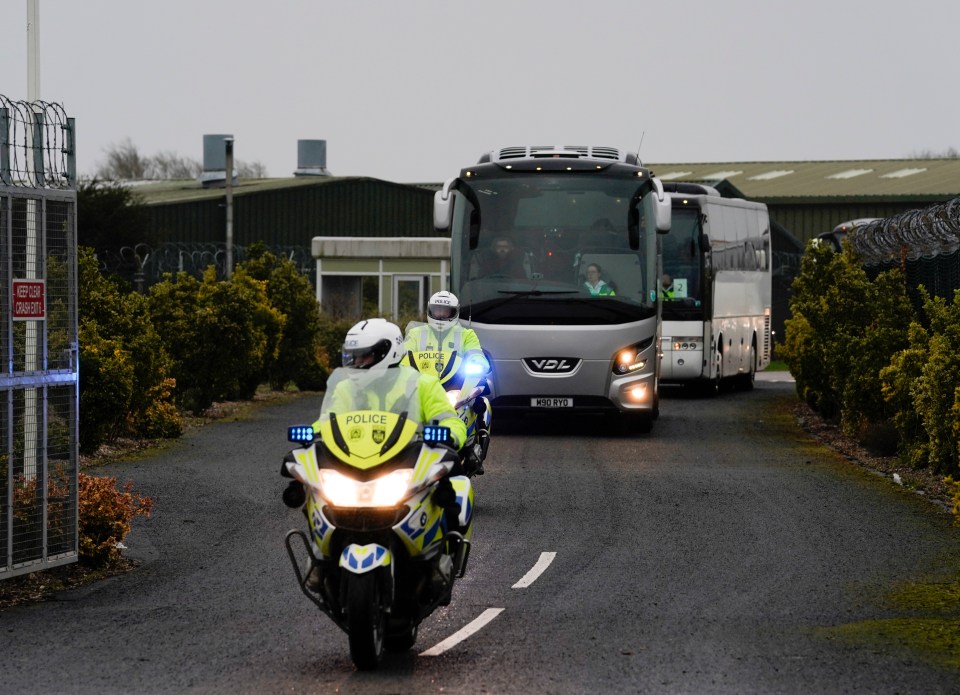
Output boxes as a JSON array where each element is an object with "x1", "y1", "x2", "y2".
[
  {"x1": 385, "y1": 622, "x2": 418, "y2": 652},
  {"x1": 345, "y1": 572, "x2": 385, "y2": 670}
]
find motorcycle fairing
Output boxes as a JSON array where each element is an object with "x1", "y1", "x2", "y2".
[
  {"x1": 307, "y1": 496, "x2": 335, "y2": 557},
  {"x1": 395, "y1": 486, "x2": 447, "y2": 556},
  {"x1": 450, "y1": 476, "x2": 474, "y2": 537},
  {"x1": 340, "y1": 543, "x2": 392, "y2": 574},
  {"x1": 411, "y1": 446, "x2": 452, "y2": 486},
  {"x1": 318, "y1": 410, "x2": 419, "y2": 470}
]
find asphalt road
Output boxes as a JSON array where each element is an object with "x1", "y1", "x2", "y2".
[{"x1": 4, "y1": 376, "x2": 960, "y2": 694}]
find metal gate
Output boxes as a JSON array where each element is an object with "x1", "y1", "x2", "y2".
[{"x1": 1, "y1": 97, "x2": 78, "y2": 580}]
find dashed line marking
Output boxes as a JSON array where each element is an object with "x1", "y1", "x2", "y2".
[
  {"x1": 420, "y1": 607, "x2": 505, "y2": 656},
  {"x1": 512, "y1": 551, "x2": 556, "y2": 588}
]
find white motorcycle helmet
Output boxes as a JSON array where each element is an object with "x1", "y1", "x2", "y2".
[
  {"x1": 427, "y1": 291, "x2": 460, "y2": 333},
  {"x1": 341, "y1": 318, "x2": 404, "y2": 371}
]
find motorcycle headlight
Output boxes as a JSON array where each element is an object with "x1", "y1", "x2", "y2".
[{"x1": 317, "y1": 468, "x2": 414, "y2": 507}]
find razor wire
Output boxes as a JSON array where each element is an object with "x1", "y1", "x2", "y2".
[
  {"x1": 0, "y1": 95, "x2": 76, "y2": 189},
  {"x1": 95, "y1": 242, "x2": 316, "y2": 291},
  {"x1": 850, "y1": 197, "x2": 960, "y2": 308},
  {"x1": 849, "y1": 196, "x2": 960, "y2": 264}
]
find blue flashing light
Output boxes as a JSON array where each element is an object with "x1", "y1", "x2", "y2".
[
  {"x1": 464, "y1": 362, "x2": 486, "y2": 376},
  {"x1": 288, "y1": 425, "x2": 315, "y2": 444},
  {"x1": 423, "y1": 425, "x2": 451, "y2": 444},
  {"x1": 463, "y1": 356, "x2": 489, "y2": 376}
]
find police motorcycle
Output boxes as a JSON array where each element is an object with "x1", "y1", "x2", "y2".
[
  {"x1": 404, "y1": 319, "x2": 492, "y2": 477},
  {"x1": 281, "y1": 366, "x2": 474, "y2": 670}
]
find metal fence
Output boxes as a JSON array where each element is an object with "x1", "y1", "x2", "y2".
[
  {"x1": 95, "y1": 241, "x2": 315, "y2": 292},
  {"x1": 1, "y1": 96, "x2": 78, "y2": 580}
]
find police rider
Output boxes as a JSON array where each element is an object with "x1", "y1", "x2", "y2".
[
  {"x1": 403, "y1": 291, "x2": 491, "y2": 474},
  {"x1": 299, "y1": 317, "x2": 466, "y2": 590}
]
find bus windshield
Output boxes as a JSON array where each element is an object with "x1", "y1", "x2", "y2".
[
  {"x1": 661, "y1": 207, "x2": 705, "y2": 321},
  {"x1": 449, "y1": 173, "x2": 661, "y2": 325}
]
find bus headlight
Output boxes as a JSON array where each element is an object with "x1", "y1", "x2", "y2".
[
  {"x1": 613, "y1": 339, "x2": 652, "y2": 374},
  {"x1": 619, "y1": 380, "x2": 651, "y2": 404}
]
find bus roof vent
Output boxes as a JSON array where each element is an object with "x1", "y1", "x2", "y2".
[{"x1": 490, "y1": 145, "x2": 630, "y2": 163}]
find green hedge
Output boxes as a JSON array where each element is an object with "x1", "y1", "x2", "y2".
[{"x1": 781, "y1": 241, "x2": 960, "y2": 478}]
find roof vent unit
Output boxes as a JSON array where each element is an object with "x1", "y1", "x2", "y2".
[
  {"x1": 199, "y1": 134, "x2": 237, "y2": 188},
  {"x1": 485, "y1": 145, "x2": 635, "y2": 164},
  {"x1": 294, "y1": 139, "x2": 330, "y2": 176}
]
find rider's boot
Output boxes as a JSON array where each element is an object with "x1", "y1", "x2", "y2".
[{"x1": 306, "y1": 563, "x2": 322, "y2": 592}]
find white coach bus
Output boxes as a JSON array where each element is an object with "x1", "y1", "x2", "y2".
[
  {"x1": 433, "y1": 145, "x2": 672, "y2": 432},
  {"x1": 659, "y1": 183, "x2": 772, "y2": 393}
]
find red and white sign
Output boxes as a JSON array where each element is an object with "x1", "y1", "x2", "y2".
[{"x1": 12, "y1": 279, "x2": 46, "y2": 321}]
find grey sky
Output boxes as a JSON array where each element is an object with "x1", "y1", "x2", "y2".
[{"x1": 3, "y1": 0, "x2": 958, "y2": 183}]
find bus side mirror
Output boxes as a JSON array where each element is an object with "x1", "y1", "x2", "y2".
[
  {"x1": 699, "y1": 232, "x2": 711, "y2": 252},
  {"x1": 652, "y1": 178, "x2": 671, "y2": 234},
  {"x1": 433, "y1": 182, "x2": 455, "y2": 232}
]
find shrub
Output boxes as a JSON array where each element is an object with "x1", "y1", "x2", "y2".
[
  {"x1": 148, "y1": 267, "x2": 283, "y2": 413},
  {"x1": 78, "y1": 473, "x2": 153, "y2": 566},
  {"x1": 132, "y1": 377, "x2": 182, "y2": 439},
  {"x1": 881, "y1": 321, "x2": 931, "y2": 466},
  {"x1": 239, "y1": 244, "x2": 327, "y2": 391},
  {"x1": 317, "y1": 313, "x2": 359, "y2": 371},
  {"x1": 780, "y1": 242, "x2": 911, "y2": 436},
  {"x1": 78, "y1": 247, "x2": 178, "y2": 450},
  {"x1": 888, "y1": 290, "x2": 960, "y2": 475},
  {"x1": 78, "y1": 322, "x2": 135, "y2": 454}
]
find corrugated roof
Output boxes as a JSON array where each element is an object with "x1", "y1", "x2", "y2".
[
  {"x1": 643, "y1": 159, "x2": 960, "y2": 202},
  {"x1": 134, "y1": 175, "x2": 419, "y2": 206},
  {"x1": 131, "y1": 161, "x2": 960, "y2": 205}
]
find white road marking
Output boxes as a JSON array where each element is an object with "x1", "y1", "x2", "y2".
[
  {"x1": 512, "y1": 551, "x2": 557, "y2": 588},
  {"x1": 420, "y1": 607, "x2": 505, "y2": 656}
]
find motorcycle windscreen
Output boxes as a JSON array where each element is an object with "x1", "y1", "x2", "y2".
[{"x1": 317, "y1": 367, "x2": 424, "y2": 470}]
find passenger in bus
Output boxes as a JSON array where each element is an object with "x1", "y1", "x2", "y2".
[
  {"x1": 471, "y1": 236, "x2": 530, "y2": 279},
  {"x1": 583, "y1": 263, "x2": 616, "y2": 296},
  {"x1": 660, "y1": 273, "x2": 676, "y2": 299}
]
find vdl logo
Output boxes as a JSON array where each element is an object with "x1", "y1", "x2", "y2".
[{"x1": 523, "y1": 357, "x2": 580, "y2": 373}]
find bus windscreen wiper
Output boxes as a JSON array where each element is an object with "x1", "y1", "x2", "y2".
[{"x1": 463, "y1": 289, "x2": 579, "y2": 317}]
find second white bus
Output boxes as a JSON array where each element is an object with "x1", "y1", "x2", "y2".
[{"x1": 659, "y1": 183, "x2": 772, "y2": 393}]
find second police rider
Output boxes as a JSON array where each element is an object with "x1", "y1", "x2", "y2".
[{"x1": 402, "y1": 291, "x2": 492, "y2": 474}]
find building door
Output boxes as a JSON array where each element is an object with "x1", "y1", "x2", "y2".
[{"x1": 393, "y1": 275, "x2": 427, "y2": 319}]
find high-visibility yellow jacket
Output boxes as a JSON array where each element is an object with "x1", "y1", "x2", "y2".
[{"x1": 402, "y1": 324, "x2": 488, "y2": 388}]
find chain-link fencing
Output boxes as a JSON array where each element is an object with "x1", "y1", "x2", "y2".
[{"x1": 1, "y1": 95, "x2": 79, "y2": 580}]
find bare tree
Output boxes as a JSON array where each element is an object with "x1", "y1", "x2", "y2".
[
  {"x1": 237, "y1": 160, "x2": 269, "y2": 178},
  {"x1": 94, "y1": 140, "x2": 271, "y2": 180},
  {"x1": 96, "y1": 138, "x2": 151, "y2": 179},
  {"x1": 910, "y1": 147, "x2": 959, "y2": 159},
  {"x1": 149, "y1": 151, "x2": 203, "y2": 179}
]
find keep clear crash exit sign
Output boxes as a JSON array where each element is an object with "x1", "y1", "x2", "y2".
[{"x1": 12, "y1": 279, "x2": 46, "y2": 321}]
